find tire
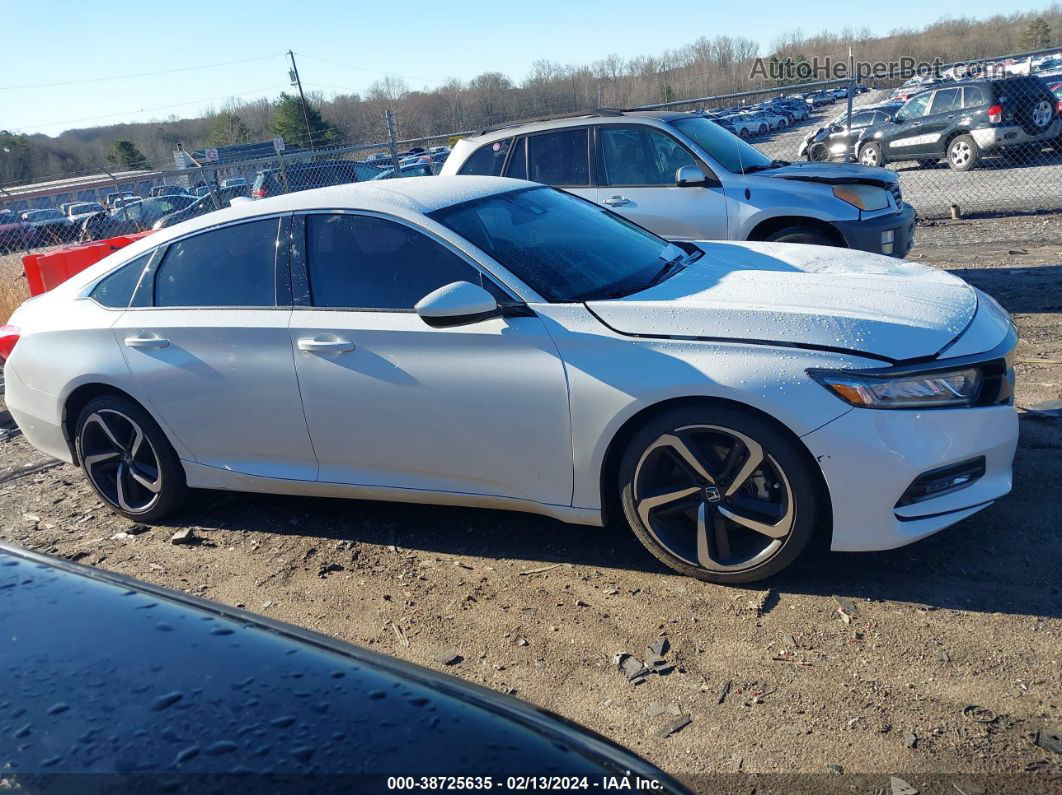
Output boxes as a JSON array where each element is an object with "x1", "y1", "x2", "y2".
[
  {"x1": 917, "y1": 159, "x2": 938, "y2": 169},
  {"x1": 763, "y1": 225, "x2": 838, "y2": 246},
  {"x1": 808, "y1": 142, "x2": 830, "y2": 162},
  {"x1": 618, "y1": 406, "x2": 822, "y2": 584},
  {"x1": 946, "y1": 134, "x2": 980, "y2": 172},
  {"x1": 739, "y1": 128, "x2": 750, "y2": 139},
  {"x1": 75, "y1": 395, "x2": 186, "y2": 522},
  {"x1": 758, "y1": 124, "x2": 767, "y2": 136},
  {"x1": 859, "y1": 141, "x2": 883, "y2": 167}
]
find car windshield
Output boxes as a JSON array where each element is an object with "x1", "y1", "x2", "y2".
[
  {"x1": 669, "y1": 116, "x2": 773, "y2": 172},
  {"x1": 429, "y1": 186, "x2": 693, "y2": 302},
  {"x1": 26, "y1": 210, "x2": 62, "y2": 221}
]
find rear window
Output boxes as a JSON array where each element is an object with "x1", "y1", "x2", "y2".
[
  {"x1": 90, "y1": 253, "x2": 151, "y2": 308},
  {"x1": 962, "y1": 86, "x2": 988, "y2": 108},
  {"x1": 458, "y1": 138, "x2": 513, "y2": 176},
  {"x1": 527, "y1": 129, "x2": 590, "y2": 186}
]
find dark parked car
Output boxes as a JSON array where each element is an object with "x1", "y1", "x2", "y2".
[
  {"x1": 0, "y1": 210, "x2": 37, "y2": 253},
  {"x1": 20, "y1": 208, "x2": 76, "y2": 245},
  {"x1": 65, "y1": 201, "x2": 106, "y2": 224},
  {"x1": 251, "y1": 160, "x2": 383, "y2": 199},
  {"x1": 370, "y1": 162, "x2": 438, "y2": 179},
  {"x1": 81, "y1": 194, "x2": 199, "y2": 240},
  {"x1": 149, "y1": 184, "x2": 190, "y2": 197},
  {"x1": 858, "y1": 75, "x2": 1061, "y2": 171},
  {"x1": 152, "y1": 184, "x2": 251, "y2": 229},
  {"x1": 0, "y1": 543, "x2": 687, "y2": 792},
  {"x1": 798, "y1": 103, "x2": 902, "y2": 161}
]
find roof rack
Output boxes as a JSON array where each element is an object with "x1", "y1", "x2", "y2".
[{"x1": 477, "y1": 108, "x2": 626, "y2": 136}]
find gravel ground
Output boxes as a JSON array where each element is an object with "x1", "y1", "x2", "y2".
[{"x1": 2, "y1": 214, "x2": 1061, "y2": 792}]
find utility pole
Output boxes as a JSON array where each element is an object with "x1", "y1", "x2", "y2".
[{"x1": 287, "y1": 50, "x2": 315, "y2": 151}]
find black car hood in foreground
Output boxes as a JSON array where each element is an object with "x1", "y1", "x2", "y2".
[
  {"x1": 0, "y1": 543, "x2": 687, "y2": 794},
  {"x1": 759, "y1": 160, "x2": 900, "y2": 189}
]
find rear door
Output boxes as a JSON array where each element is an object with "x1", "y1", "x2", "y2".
[
  {"x1": 113, "y1": 216, "x2": 318, "y2": 481},
  {"x1": 594, "y1": 124, "x2": 727, "y2": 240},
  {"x1": 523, "y1": 127, "x2": 598, "y2": 204}
]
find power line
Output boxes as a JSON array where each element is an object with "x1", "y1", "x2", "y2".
[
  {"x1": 0, "y1": 54, "x2": 284, "y2": 91},
  {"x1": 22, "y1": 85, "x2": 289, "y2": 131},
  {"x1": 295, "y1": 52, "x2": 437, "y2": 85}
]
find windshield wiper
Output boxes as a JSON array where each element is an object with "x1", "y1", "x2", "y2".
[
  {"x1": 642, "y1": 255, "x2": 688, "y2": 290},
  {"x1": 744, "y1": 159, "x2": 790, "y2": 173}
]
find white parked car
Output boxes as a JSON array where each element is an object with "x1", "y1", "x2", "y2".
[
  {"x1": 1, "y1": 177, "x2": 1017, "y2": 583},
  {"x1": 720, "y1": 113, "x2": 763, "y2": 139}
]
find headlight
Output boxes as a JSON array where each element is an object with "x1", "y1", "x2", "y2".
[
  {"x1": 832, "y1": 184, "x2": 890, "y2": 211},
  {"x1": 808, "y1": 367, "x2": 982, "y2": 409}
]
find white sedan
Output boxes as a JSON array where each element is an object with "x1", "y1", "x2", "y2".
[{"x1": 1, "y1": 177, "x2": 1018, "y2": 583}]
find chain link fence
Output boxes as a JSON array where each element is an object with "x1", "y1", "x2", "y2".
[{"x1": 3, "y1": 46, "x2": 1062, "y2": 256}]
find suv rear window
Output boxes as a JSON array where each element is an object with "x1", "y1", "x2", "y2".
[
  {"x1": 963, "y1": 86, "x2": 988, "y2": 107},
  {"x1": 458, "y1": 138, "x2": 513, "y2": 176}
]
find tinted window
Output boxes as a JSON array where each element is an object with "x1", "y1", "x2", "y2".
[
  {"x1": 458, "y1": 138, "x2": 513, "y2": 176},
  {"x1": 848, "y1": 112, "x2": 875, "y2": 127},
  {"x1": 306, "y1": 214, "x2": 484, "y2": 309},
  {"x1": 897, "y1": 93, "x2": 932, "y2": 120},
  {"x1": 90, "y1": 253, "x2": 150, "y2": 308},
  {"x1": 430, "y1": 187, "x2": 685, "y2": 303},
  {"x1": 929, "y1": 88, "x2": 962, "y2": 115},
  {"x1": 154, "y1": 219, "x2": 279, "y2": 308},
  {"x1": 600, "y1": 126, "x2": 696, "y2": 185},
  {"x1": 503, "y1": 138, "x2": 527, "y2": 179},
  {"x1": 963, "y1": 85, "x2": 988, "y2": 108},
  {"x1": 528, "y1": 129, "x2": 590, "y2": 186}
]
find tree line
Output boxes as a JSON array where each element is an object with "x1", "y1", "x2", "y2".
[{"x1": 2, "y1": 7, "x2": 1060, "y2": 186}]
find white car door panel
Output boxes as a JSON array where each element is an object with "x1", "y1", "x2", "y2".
[
  {"x1": 288, "y1": 212, "x2": 573, "y2": 505},
  {"x1": 112, "y1": 217, "x2": 318, "y2": 480}
]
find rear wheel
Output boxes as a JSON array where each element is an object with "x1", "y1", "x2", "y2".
[
  {"x1": 618, "y1": 407, "x2": 821, "y2": 584},
  {"x1": 859, "y1": 142, "x2": 883, "y2": 167},
  {"x1": 763, "y1": 225, "x2": 838, "y2": 246},
  {"x1": 947, "y1": 134, "x2": 980, "y2": 172},
  {"x1": 75, "y1": 396, "x2": 186, "y2": 522},
  {"x1": 808, "y1": 142, "x2": 830, "y2": 162}
]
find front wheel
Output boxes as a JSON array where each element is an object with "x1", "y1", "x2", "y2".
[
  {"x1": 75, "y1": 396, "x2": 187, "y2": 522},
  {"x1": 947, "y1": 134, "x2": 980, "y2": 171},
  {"x1": 619, "y1": 407, "x2": 822, "y2": 584},
  {"x1": 763, "y1": 225, "x2": 838, "y2": 246}
]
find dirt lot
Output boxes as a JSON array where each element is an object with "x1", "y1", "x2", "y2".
[{"x1": 2, "y1": 214, "x2": 1061, "y2": 791}]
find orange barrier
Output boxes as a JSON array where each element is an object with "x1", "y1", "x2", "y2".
[{"x1": 22, "y1": 231, "x2": 155, "y2": 297}]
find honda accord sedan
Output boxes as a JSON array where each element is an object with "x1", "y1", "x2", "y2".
[{"x1": 1, "y1": 176, "x2": 1018, "y2": 583}]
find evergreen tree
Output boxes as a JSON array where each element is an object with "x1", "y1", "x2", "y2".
[
  {"x1": 1022, "y1": 17, "x2": 1052, "y2": 50},
  {"x1": 270, "y1": 93, "x2": 334, "y2": 148},
  {"x1": 106, "y1": 140, "x2": 150, "y2": 170}
]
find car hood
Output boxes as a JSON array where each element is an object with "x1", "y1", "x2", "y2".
[
  {"x1": 585, "y1": 241, "x2": 977, "y2": 362},
  {"x1": 757, "y1": 160, "x2": 898, "y2": 188}
]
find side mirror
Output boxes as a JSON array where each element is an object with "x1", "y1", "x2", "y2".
[
  {"x1": 415, "y1": 281, "x2": 500, "y2": 328},
  {"x1": 891, "y1": 114, "x2": 903, "y2": 124},
  {"x1": 675, "y1": 165, "x2": 706, "y2": 187}
]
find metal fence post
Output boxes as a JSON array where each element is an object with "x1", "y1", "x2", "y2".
[
  {"x1": 386, "y1": 110, "x2": 402, "y2": 178},
  {"x1": 844, "y1": 47, "x2": 855, "y2": 163},
  {"x1": 275, "y1": 141, "x2": 291, "y2": 194}
]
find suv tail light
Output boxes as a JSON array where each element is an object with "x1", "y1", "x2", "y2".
[
  {"x1": 0, "y1": 324, "x2": 20, "y2": 363},
  {"x1": 988, "y1": 104, "x2": 1003, "y2": 123}
]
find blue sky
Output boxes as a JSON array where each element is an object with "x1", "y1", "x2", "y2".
[{"x1": 3, "y1": 0, "x2": 1052, "y2": 136}]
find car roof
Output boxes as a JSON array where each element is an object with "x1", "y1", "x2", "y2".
[
  {"x1": 71, "y1": 176, "x2": 535, "y2": 280},
  {"x1": 463, "y1": 110, "x2": 689, "y2": 142}
]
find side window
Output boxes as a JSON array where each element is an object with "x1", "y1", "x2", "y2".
[
  {"x1": 897, "y1": 93, "x2": 931, "y2": 120},
  {"x1": 528, "y1": 129, "x2": 590, "y2": 186},
  {"x1": 600, "y1": 126, "x2": 695, "y2": 186},
  {"x1": 458, "y1": 138, "x2": 513, "y2": 176},
  {"x1": 305, "y1": 214, "x2": 488, "y2": 310},
  {"x1": 929, "y1": 88, "x2": 962, "y2": 115},
  {"x1": 503, "y1": 137, "x2": 527, "y2": 180},
  {"x1": 849, "y1": 112, "x2": 875, "y2": 127},
  {"x1": 963, "y1": 86, "x2": 988, "y2": 108},
  {"x1": 154, "y1": 218, "x2": 279, "y2": 308},
  {"x1": 90, "y1": 252, "x2": 151, "y2": 308}
]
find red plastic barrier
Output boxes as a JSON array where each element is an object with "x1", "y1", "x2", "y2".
[{"x1": 22, "y1": 231, "x2": 155, "y2": 297}]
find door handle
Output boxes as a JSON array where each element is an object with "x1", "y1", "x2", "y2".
[
  {"x1": 602, "y1": 195, "x2": 631, "y2": 207},
  {"x1": 297, "y1": 337, "x2": 356, "y2": 354},
  {"x1": 124, "y1": 334, "x2": 169, "y2": 350}
]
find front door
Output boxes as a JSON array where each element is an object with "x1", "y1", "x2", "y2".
[
  {"x1": 594, "y1": 124, "x2": 728, "y2": 240},
  {"x1": 288, "y1": 212, "x2": 573, "y2": 506},
  {"x1": 113, "y1": 217, "x2": 318, "y2": 480},
  {"x1": 883, "y1": 92, "x2": 935, "y2": 159}
]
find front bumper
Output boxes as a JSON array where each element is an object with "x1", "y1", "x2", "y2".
[
  {"x1": 802, "y1": 403, "x2": 1018, "y2": 552},
  {"x1": 833, "y1": 202, "x2": 916, "y2": 258}
]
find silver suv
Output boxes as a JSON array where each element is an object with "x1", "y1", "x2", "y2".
[{"x1": 440, "y1": 110, "x2": 916, "y2": 256}]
